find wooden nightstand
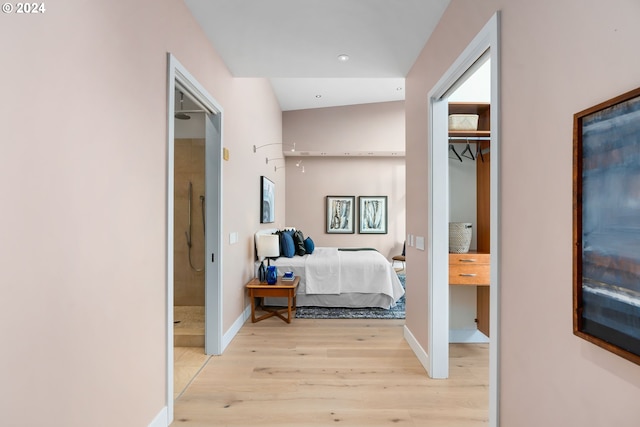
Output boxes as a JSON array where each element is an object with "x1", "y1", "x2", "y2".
[{"x1": 246, "y1": 276, "x2": 300, "y2": 323}]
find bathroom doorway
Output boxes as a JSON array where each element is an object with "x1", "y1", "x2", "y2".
[
  {"x1": 166, "y1": 54, "x2": 223, "y2": 422},
  {"x1": 173, "y1": 88, "x2": 207, "y2": 397}
]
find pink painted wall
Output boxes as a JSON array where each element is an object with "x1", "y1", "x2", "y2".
[
  {"x1": 284, "y1": 156, "x2": 405, "y2": 259},
  {"x1": 405, "y1": 0, "x2": 640, "y2": 425},
  {"x1": 283, "y1": 102, "x2": 405, "y2": 154},
  {"x1": 283, "y1": 102, "x2": 406, "y2": 257},
  {"x1": 0, "y1": 0, "x2": 282, "y2": 425}
]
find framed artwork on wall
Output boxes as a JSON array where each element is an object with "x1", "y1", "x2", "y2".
[
  {"x1": 573, "y1": 86, "x2": 640, "y2": 365},
  {"x1": 359, "y1": 196, "x2": 388, "y2": 234},
  {"x1": 260, "y1": 176, "x2": 275, "y2": 223},
  {"x1": 326, "y1": 196, "x2": 355, "y2": 234}
]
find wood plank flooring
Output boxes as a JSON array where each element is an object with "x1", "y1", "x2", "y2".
[
  {"x1": 174, "y1": 347, "x2": 210, "y2": 399},
  {"x1": 172, "y1": 318, "x2": 488, "y2": 426}
]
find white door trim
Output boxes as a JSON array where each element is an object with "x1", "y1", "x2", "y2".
[
  {"x1": 426, "y1": 12, "x2": 501, "y2": 426},
  {"x1": 166, "y1": 53, "x2": 224, "y2": 424}
]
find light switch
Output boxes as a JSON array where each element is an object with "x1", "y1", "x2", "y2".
[{"x1": 229, "y1": 232, "x2": 238, "y2": 244}]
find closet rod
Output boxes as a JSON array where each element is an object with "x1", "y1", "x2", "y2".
[{"x1": 448, "y1": 136, "x2": 491, "y2": 141}]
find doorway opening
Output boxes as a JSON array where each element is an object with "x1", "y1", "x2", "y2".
[
  {"x1": 427, "y1": 12, "x2": 500, "y2": 426},
  {"x1": 173, "y1": 86, "x2": 209, "y2": 399},
  {"x1": 166, "y1": 54, "x2": 224, "y2": 423}
]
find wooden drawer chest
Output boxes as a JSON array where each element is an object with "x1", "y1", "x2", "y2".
[
  {"x1": 449, "y1": 252, "x2": 490, "y2": 285},
  {"x1": 449, "y1": 251, "x2": 490, "y2": 337}
]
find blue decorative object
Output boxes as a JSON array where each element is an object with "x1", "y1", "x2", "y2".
[
  {"x1": 304, "y1": 236, "x2": 315, "y2": 254},
  {"x1": 266, "y1": 265, "x2": 278, "y2": 285}
]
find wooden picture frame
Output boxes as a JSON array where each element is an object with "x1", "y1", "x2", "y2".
[
  {"x1": 573, "y1": 86, "x2": 640, "y2": 365},
  {"x1": 326, "y1": 196, "x2": 355, "y2": 234},
  {"x1": 260, "y1": 176, "x2": 275, "y2": 223},
  {"x1": 359, "y1": 196, "x2": 388, "y2": 234}
]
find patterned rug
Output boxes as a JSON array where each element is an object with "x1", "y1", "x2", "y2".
[{"x1": 295, "y1": 274, "x2": 405, "y2": 319}]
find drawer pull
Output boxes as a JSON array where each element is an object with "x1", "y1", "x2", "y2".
[
  {"x1": 459, "y1": 273, "x2": 477, "y2": 277},
  {"x1": 459, "y1": 259, "x2": 477, "y2": 263}
]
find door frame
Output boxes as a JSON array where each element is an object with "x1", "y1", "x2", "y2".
[
  {"x1": 166, "y1": 53, "x2": 224, "y2": 423},
  {"x1": 427, "y1": 12, "x2": 500, "y2": 425}
]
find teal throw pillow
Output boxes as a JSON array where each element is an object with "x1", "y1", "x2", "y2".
[{"x1": 304, "y1": 237, "x2": 315, "y2": 254}]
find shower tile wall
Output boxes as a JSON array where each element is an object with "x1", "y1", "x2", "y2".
[{"x1": 174, "y1": 138, "x2": 205, "y2": 306}]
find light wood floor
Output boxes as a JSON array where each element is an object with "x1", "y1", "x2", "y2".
[
  {"x1": 172, "y1": 318, "x2": 488, "y2": 426},
  {"x1": 174, "y1": 347, "x2": 210, "y2": 399}
]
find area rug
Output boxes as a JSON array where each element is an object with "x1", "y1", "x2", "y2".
[{"x1": 295, "y1": 274, "x2": 405, "y2": 319}]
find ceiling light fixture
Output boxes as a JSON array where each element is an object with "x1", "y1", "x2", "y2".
[
  {"x1": 315, "y1": 95, "x2": 322, "y2": 98},
  {"x1": 266, "y1": 157, "x2": 284, "y2": 164},
  {"x1": 337, "y1": 54, "x2": 350, "y2": 62}
]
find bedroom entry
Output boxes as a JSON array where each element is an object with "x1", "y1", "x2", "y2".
[
  {"x1": 427, "y1": 13, "x2": 500, "y2": 425},
  {"x1": 166, "y1": 54, "x2": 223, "y2": 422}
]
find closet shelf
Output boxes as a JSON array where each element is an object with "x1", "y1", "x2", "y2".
[{"x1": 448, "y1": 130, "x2": 491, "y2": 138}]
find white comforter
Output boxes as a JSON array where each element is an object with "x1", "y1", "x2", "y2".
[{"x1": 304, "y1": 248, "x2": 404, "y2": 302}]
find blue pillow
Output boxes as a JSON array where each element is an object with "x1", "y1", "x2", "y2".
[
  {"x1": 281, "y1": 232, "x2": 295, "y2": 258},
  {"x1": 304, "y1": 237, "x2": 315, "y2": 254}
]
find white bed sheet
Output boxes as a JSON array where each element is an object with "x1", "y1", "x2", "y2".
[{"x1": 265, "y1": 247, "x2": 405, "y2": 309}]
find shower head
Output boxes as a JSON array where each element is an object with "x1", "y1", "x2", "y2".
[{"x1": 175, "y1": 92, "x2": 191, "y2": 120}]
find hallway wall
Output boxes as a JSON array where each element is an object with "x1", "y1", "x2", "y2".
[
  {"x1": 0, "y1": 1, "x2": 283, "y2": 426},
  {"x1": 405, "y1": 1, "x2": 640, "y2": 426}
]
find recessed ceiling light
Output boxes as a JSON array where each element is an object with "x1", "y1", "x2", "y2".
[
  {"x1": 315, "y1": 94, "x2": 322, "y2": 98},
  {"x1": 396, "y1": 87, "x2": 403, "y2": 91},
  {"x1": 337, "y1": 54, "x2": 350, "y2": 62}
]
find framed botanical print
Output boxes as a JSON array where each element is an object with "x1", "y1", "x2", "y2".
[
  {"x1": 573, "y1": 86, "x2": 640, "y2": 365},
  {"x1": 359, "y1": 196, "x2": 387, "y2": 234},
  {"x1": 260, "y1": 176, "x2": 275, "y2": 223},
  {"x1": 326, "y1": 196, "x2": 355, "y2": 233}
]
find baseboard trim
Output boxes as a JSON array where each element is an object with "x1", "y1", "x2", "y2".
[
  {"x1": 148, "y1": 406, "x2": 168, "y2": 427},
  {"x1": 450, "y1": 329, "x2": 490, "y2": 343},
  {"x1": 222, "y1": 305, "x2": 251, "y2": 351},
  {"x1": 404, "y1": 325, "x2": 430, "y2": 376}
]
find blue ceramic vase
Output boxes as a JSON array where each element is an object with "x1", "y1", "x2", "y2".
[{"x1": 266, "y1": 265, "x2": 278, "y2": 285}]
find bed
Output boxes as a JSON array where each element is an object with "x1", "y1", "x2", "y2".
[{"x1": 255, "y1": 229, "x2": 405, "y2": 309}]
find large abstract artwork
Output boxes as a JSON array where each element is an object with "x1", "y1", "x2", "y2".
[
  {"x1": 326, "y1": 196, "x2": 355, "y2": 234},
  {"x1": 573, "y1": 86, "x2": 640, "y2": 365}
]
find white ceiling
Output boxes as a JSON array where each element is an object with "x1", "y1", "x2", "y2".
[{"x1": 184, "y1": 0, "x2": 451, "y2": 111}]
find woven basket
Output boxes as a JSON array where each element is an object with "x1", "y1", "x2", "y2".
[{"x1": 449, "y1": 222, "x2": 472, "y2": 253}]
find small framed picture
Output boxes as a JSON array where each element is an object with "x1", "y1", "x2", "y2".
[
  {"x1": 326, "y1": 196, "x2": 355, "y2": 234},
  {"x1": 260, "y1": 176, "x2": 275, "y2": 223},
  {"x1": 359, "y1": 196, "x2": 387, "y2": 234}
]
